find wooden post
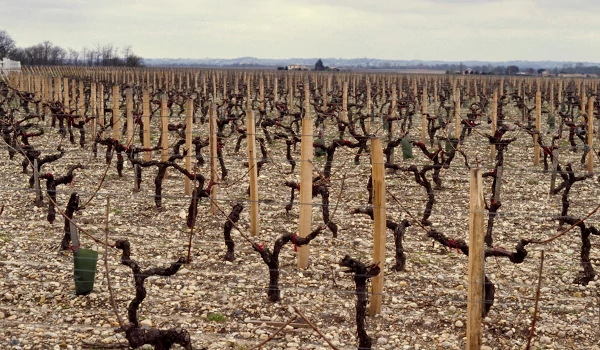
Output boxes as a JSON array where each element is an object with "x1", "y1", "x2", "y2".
[
  {"x1": 273, "y1": 77, "x2": 279, "y2": 114},
  {"x1": 209, "y1": 103, "x2": 218, "y2": 215},
  {"x1": 550, "y1": 149, "x2": 559, "y2": 194},
  {"x1": 234, "y1": 74, "x2": 239, "y2": 95},
  {"x1": 63, "y1": 78, "x2": 70, "y2": 112},
  {"x1": 369, "y1": 137, "x2": 386, "y2": 317},
  {"x1": 588, "y1": 96, "x2": 595, "y2": 174},
  {"x1": 322, "y1": 83, "x2": 328, "y2": 112},
  {"x1": 246, "y1": 110, "x2": 260, "y2": 236},
  {"x1": 288, "y1": 79, "x2": 294, "y2": 112},
  {"x1": 490, "y1": 90, "x2": 498, "y2": 160},
  {"x1": 77, "y1": 80, "x2": 84, "y2": 118},
  {"x1": 366, "y1": 78, "x2": 372, "y2": 118},
  {"x1": 69, "y1": 222, "x2": 80, "y2": 253},
  {"x1": 581, "y1": 82, "x2": 586, "y2": 119},
  {"x1": 125, "y1": 88, "x2": 134, "y2": 146},
  {"x1": 304, "y1": 80, "x2": 311, "y2": 118},
  {"x1": 33, "y1": 159, "x2": 43, "y2": 206},
  {"x1": 246, "y1": 77, "x2": 252, "y2": 111},
  {"x1": 97, "y1": 83, "x2": 104, "y2": 139},
  {"x1": 212, "y1": 74, "x2": 217, "y2": 101},
  {"x1": 467, "y1": 168, "x2": 484, "y2": 350},
  {"x1": 421, "y1": 82, "x2": 427, "y2": 143},
  {"x1": 184, "y1": 98, "x2": 194, "y2": 196},
  {"x1": 342, "y1": 81, "x2": 348, "y2": 113},
  {"x1": 534, "y1": 91, "x2": 541, "y2": 166},
  {"x1": 297, "y1": 115, "x2": 314, "y2": 269},
  {"x1": 142, "y1": 89, "x2": 151, "y2": 161},
  {"x1": 259, "y1": 77, "x2": 265, "y2": 112},
  {"x1": 112, "y1": 85, "x2": 120, "y2": 141},
  {"x1": 160, "y1": 93, "x2": 169, "y2": 167},
  {"x1": 549, "y1": 81, "x2": 555, "y2": 115},
  {"x1": 388, "y1": 83, "x2": 396, "y2": 163},
  {"x1": 53, "y1": 77, "x2": 60, "y2": 103},
  {"x1": 557, "y1": 80, "x2": 562, "y2": 106},
  {"x1": 454, "y1": 89, "x2": 461, "y2": 138},
  {"x1": 422, "y1": 81, "x2": 428, "y2": 115},
  {"x1": 90, "y1": 82, "x2": 97, "y2": 142},
  {"x1": 434, "y1": 79, "x2": 439, "y2": 112}
]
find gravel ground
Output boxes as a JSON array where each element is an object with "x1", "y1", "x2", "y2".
[{"x1": 1, "y1": 99, "x2": 599, "y2": 350}]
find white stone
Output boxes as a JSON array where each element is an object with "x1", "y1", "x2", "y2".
[{"x1": 377, "y1": 337, "x2": 388, "y2": 345}]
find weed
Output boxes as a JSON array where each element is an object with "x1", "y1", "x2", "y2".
[{"x1": 207, "y1": 312, "x2": 226, "y2": 322}]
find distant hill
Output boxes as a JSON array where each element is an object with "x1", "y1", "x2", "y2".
[{"x1": 143, "y1": 57, "x2": 600, "y2": 70}]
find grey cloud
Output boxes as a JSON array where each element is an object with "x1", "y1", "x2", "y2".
[{"x1": 0, "y1": 0, "x2": 598, "y2": 61}]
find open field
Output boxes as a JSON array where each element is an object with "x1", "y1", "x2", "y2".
[{"x1": 1, "y1": 69, "x2": 599, "y2": 349}]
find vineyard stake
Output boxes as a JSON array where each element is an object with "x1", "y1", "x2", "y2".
[
  {"x1": 246, "y1": 110, "x2": 260, "y2": 237},
  {"x1": 90, "y1": 82, "x2": 97, "y2": 143},
  {"x1": 142, "y1": 89, "x2": 151, "y2": 161},
  {"x1": 125, "y1": 88, "x2": 134, "y2": 146},
  {"x1": 209, "y1": 103, "x2": 218, "y2": 215},
  {"x1": 588, "y1": 96, "x2": 595, "y2": 174},
  {"x1": 534, "y1": 90, "x2": 541, "y2": 166},
  {"x1": 77, "y1": 80, "x2": 84, "y2": 120},
  {"x1": 112, "y1": 84, "x2": 120, "y2": 141},
  {"x1": 366, "y1": 78, "x2": 372, "y2": 121},
  {"x1": 421, "y1": 82, "x2": 427, "y2": 144},
  {"x1": 184, "y1": 98, "x2": 194, "y2": 196},
  {"x1": 273, "y1": 77, "x2": 279, "y2": 118},
  {"x1": 33, "y1": 159, "x2": 43, "y2": 206},
  {"x1": 160, "y1": 92, "x2": 169, "y2": 178},
  {"x1": 297, "y1": 114, "x2": 313, "y2": 269},
  {"x1": 525, "y1": 251, "x2": 545, "y2": 350},
  {"x1": 369, "y1": 137, "x2": 386, "y2": 317},
  {"x1": 550, "y1": 81, "x2": 554, "y2": 116},
  {"x1": 454, "y1": 88, "x2": 461, "y2": 139},
  {"x1": 388, "y1": 82, "x2": 396, "y2": 164},
  {"x1": 580, "y1": 80, "x2": 586, "y2": 118},
  {"x1": 69, "y1": 221, "x2": 80, "y2": 253},
  {"x1": 97, "y1": 83, "x2": 104, "y2": 139},
  {"x1": 63, "y1": 77, "x2": 70, "y2": 113},
  {"x1": 467, "y1": 167, "x2": 484, "y2": 349},
  {"x1": 490, "y1": 90, "x2": 498, "y2": 161},
  {"x1": 259, "y1": 77, "x2": 265, "y2": 112}
]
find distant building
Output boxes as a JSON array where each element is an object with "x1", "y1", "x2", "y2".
[
  {"x1": 0, "y1": 57, "x2": 21, "y2": 75},
  {"x1": 287, "y1": 64, "x2": 309, "y2": 71},
  {"x1": 558, "y1": 73, "x2": 586, "y2": 78}
]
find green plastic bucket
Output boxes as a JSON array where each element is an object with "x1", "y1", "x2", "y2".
[
  {"x1": 74, "y1": 249, "x2": 98, "y2": 295},
  {"x1": 547, "y1": 114, "x2": 556, "y2": 129},
  {"x1": 445, "y1": 138, "x2": 458, "y2": 152},
  {"x1": 401, "y1": 138, "x2": 414, "y2": 159}
]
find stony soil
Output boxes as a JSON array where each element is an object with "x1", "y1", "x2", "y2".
[{"x1": 1, "y1": 102, "x2": 599, "y2": 350}]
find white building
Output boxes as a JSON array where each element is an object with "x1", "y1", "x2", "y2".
[
  {"x1": 0, "y1": 57, "x2": 21, "y2": 75},
  {"x1": 287, "y1": 64, "x2": 309, "y2": 71}
]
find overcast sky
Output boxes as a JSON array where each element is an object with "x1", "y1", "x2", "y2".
[{"x1": 1, "y1": 0, "x2": 598, "y2": 62}]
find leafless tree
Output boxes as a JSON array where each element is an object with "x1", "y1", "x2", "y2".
[{"x1": 0, "y1": 29, "x2": 16, "y2": 58}]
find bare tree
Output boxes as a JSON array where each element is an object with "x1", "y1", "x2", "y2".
[
  {"x1": 0, "y1": 29, "x2": 16, "y2": 58},
  {"x1": 67, "y1": 48, "x2": 80, "y2": 66},
  {"x1": 102, "y1": 44, "x2": 114, "y2": 66}
]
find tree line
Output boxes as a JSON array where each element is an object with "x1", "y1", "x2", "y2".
[{"x1": 0, "y1": 29, "x2": 143, "y2": 67}]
